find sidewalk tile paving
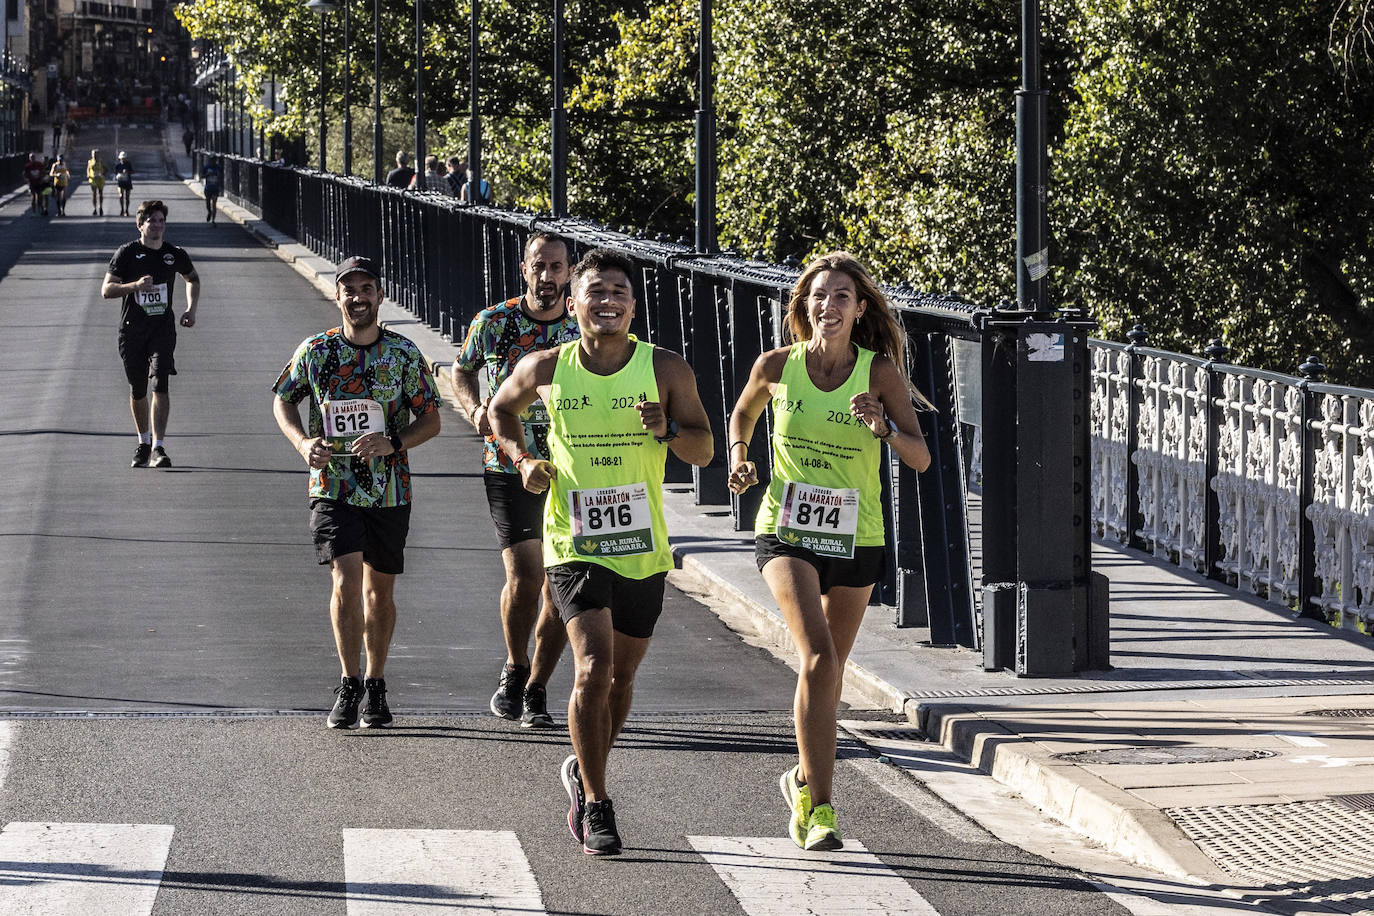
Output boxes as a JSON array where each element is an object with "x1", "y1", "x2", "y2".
[{"x1": 181, "y1": 126, "x2": 1374, "y2": 914}]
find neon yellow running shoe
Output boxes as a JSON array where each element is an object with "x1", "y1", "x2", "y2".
[
  {"x1": 804, "y1": 803, "x2": 843, "y2": 851},
  {"x1": 779, "y1": 765, "x2": 811, "y2": 848}
]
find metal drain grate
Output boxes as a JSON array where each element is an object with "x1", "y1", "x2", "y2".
[
  {"x1": 1333, "y1": 794, "x2": 1374, "y2": 813},
  {"x1": 1168, "y1": 800, "x2": 1374, "y2": 912},
  {"x1": 1054, "y1": 746, "x2": 1278, "y2": 765},
  {"x1": 1304, "y1": 708, "x2": 1374, "y2": 718},
  {"x1": 853, "y1": 728, "x2": 927, "y2": 742}
]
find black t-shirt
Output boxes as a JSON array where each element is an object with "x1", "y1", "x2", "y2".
[
  {"x1": 385, "y1": 166, "x2": 415, "y2": 188},
  {"x1": 108, "y1": 241, "x2": 195, "y2": 330},
  {"x1": 114, "y1": 161, "x2": 133, "y2": 187}
]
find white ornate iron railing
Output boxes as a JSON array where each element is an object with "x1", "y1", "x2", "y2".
[{"x1": 1089, "y1": 334, "x2": 1374, "y2": 633}]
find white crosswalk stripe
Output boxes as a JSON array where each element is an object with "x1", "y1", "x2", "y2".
[
  {"x1": 0, "y1": 821, "x2": 175, "y2": 916},
  {"x1": 688, "y1": 835, "x2": 940, "y2": 916},
  {"x1": 342, "y1": 828, "x2": 545, "y2": 915}
]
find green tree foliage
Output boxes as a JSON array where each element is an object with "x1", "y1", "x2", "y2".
[
  {"x1": 1057, "y1": 0, "x2": 1374, "y2": 383},
  {"x1": 178, "y1": 0, "x2": 1374, "y2": 385}
]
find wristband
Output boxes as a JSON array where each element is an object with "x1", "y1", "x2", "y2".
[
  {"x1": 515, "y1": 451, "x2": 535, "y2": 466},
  {"x1": 388, "y1": 433, "x2": 404, "y2": 453},
  {"x1": 729, "y1": 440, "x2": 749, "y2": 454}
]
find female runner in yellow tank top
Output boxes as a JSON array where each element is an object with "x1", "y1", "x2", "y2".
[{"x1": 728, "y1": 251, "x2": 932, "y2": 851}]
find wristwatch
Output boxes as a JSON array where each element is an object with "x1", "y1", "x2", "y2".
[
  {"x1": 388, "y1": 433, "x2": 404, "y2": 453},
  {"x1": 874, "y1": 417, "x2": 897, "y2": 441},
  {"x1": 654, "y1": 418, "x2": 679, "y2": 443}
]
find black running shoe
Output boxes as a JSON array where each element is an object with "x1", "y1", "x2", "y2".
[
  {"x1": 582, "y1": 799, "x2": 622, "y2": 856},
  {"x1": 150, "y1": 446, "x2": 172, "y2": 468},
  {"x1": 489, "y1": 663, "x2": 528, "y2": 720},
  {"x1": 361, "y1": 677, "x2": 392, "y2": 728},
  {"x1": 328, "y1": 676, "x2": 363, "y2": 729},
  {"x1": 520, "y1": 682, "x2": 555, "y2": 729},
  {"x1": 560, "y1": 754, "x2": 585, "y2": 843},
  {"x1": 131, "y1": 443, "x2": 152, "y2": 468}
]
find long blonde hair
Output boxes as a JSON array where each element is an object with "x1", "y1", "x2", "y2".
[{"x1": 785, "y1": 251, "x2": 934, "y2": 409}]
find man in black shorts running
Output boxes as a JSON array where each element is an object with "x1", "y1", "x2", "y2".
[
  {"x1": 272, "y1": 256, "x2": 442, "y2": 729},
  {"x1": 490, "y1": 248, "x2": 714, "y2": 855},
  {"x1": 101, "y1": 200, "x2": 200, "y2": 468},
  {"x1": 452, "y1": 232, "x2": 578, "y2": 728}
]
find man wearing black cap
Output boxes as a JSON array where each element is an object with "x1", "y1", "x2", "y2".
[{"x1": 272, "y1": 256, "x2": 442, "y2": 729}]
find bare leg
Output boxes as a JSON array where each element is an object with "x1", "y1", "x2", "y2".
[
  {"x1": 498, "y1": 540, "x2": 544, "y2": 669},
  {"x1": 150, "y1": 391, "x2": 170, "y2": 441},
  {"x1": 761, "y1": 558, "x2": 873, "y2": 807},
  {"x1": 565, "y1": 609, "x2": 615, "y2": 802},
  {"x1": 129, "y1": 395, "x2": 150, "y2": 437},
  {"x1": 528, "y1": 579, "x2": 568, "y2": 688},
  {"x1": 330, "y1": 552, "x2": 365, "y2": 678},
  {"x1": 361, "y1": 565, "x2": 398, "y2": 679}
]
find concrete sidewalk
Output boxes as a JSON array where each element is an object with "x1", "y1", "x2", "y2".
[{"x1": 198, "y1": 159, "x2": 1374, "y2": 915}]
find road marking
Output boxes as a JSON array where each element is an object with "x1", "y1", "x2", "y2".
[
  {"x1": 342, "y1": 828, "x2": 544, "y2": 915},
  {"x1": 0, "y1": 821, "x2": 174, "y2": 916},
  {"x1": 1268, "y1": 732, "x2": 1326, "y2": 748},
  {"x1": 687, "y1": 835, "x2": 939, "y2": 915},
  {"x1": 0, "y1": 720, "x2": 12, "y2": 794}
]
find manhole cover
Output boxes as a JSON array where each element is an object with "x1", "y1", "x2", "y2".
[
  {"x1": 1054, "y1": 746, "x2": 1279, "y2": 765},
  {"x1": 1303, "y1": 708, "x2": 1374, "y2": 718}
]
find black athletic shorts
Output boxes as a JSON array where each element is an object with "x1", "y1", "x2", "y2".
[
  {"x1": 118, "y1": 322, "x2": 177, "y2": 391},
  {"x1": 483, "y1": 470, "x2": 546, "y2": 549},
  {"x1": 754, "y1": 534, "x2": 887, "y2": 595},
  {"x1": 309, "y1": 498, "x2": 412, "y2": 575},
  {"x1": 545, "y1": 562, "x2": 667, "y2": 639}
]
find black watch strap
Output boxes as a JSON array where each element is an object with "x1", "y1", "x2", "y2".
[
  {"x1": 654, "y1": 417, "x2": 679, "y2": 443},
  {"x1": 389, "y1": 433, "x2": 404, "y2": 453}
]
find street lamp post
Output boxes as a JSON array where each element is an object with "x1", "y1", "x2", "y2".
[
  {"x1": 305, "y1": 0, "x2": 338, "y2": 171},
  {"x1": 694, "y1": 0, "x2": 716, "y2": 252},
  {"x1": 468, "y1": 0, "x2": 481, "y2": 195},
  {"x1": 373, "y1": 0, "x2": 383, "y2": 182},
  {"x1": 343, "y1": 0, "x2": 352, "y2": 175},
  {"x1": 414, "y1": 0, "x2": 425, "y2": 174},
  {"x1": 550, "y1": 0, "x2": 566, "y2": 216},
  {"x1": 1016, "y1": 0, "x2": 1048, "y2": 313}
]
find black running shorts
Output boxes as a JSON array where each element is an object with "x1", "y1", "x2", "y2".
[
  {"x1": 483, "y1": 470, "x2": 547, "y2": 549},
  {"x1": 545, "y1": 562, "x2": 667, "y2": 639},
  {"x1": 118, "y1": 322, "x2": 177, "y2": 397},
  {"x1": 754, "y1": 534, "x2": 886, "y2": 595},
  {"x1": 309, "y1": 498, "x2": 412, "y2": 575}
]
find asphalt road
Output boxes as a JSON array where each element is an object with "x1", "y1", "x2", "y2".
[{"x1": 0, "y1": 135, "x2": 1135, "y2": 915}]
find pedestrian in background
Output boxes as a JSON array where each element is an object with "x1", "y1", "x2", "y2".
[
  {"x1": 460, "y1": 167, "x2": 492, "y2": 205},
  {"x1": 200, "y1": 157, "x2": 222, "y2": 224},
  {"x1": 408, "y1": 155, "x2": 452, "y2": 194},
  {"x1": 100, "y1": 200, "x2": 201, "y2": 469},
  {"x1": 271, "y1": 256, "x2": 442, "y2": 730},
  {"x1": 49, "y1": 155, "x2": 70, "y2": 216},
  {"x1": 445, "y1": 157, "x2": 466, "y2": 196},
  {"x1": 385, "y1": 151, "x2": 415, "y2": 189},
  {"x1": 726, "y1": 251, "x2": 932, "y2": 852},
  {"x1": 451, "y1": 231, "x2": 578, "y2": 729},
  {"x1": 22, "y1": 153, "x2": 46, "y2": 215},
  {"x1": 113, "y1": 151, "x2": 134, "y2": 217},
  {"x1": 87, "y1": 148, "x2": 107, "y2": 216}
]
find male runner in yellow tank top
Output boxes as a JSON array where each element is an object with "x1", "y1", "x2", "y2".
[{"x1": 489, "y1": 248, "x2": 714, "y2": 856}]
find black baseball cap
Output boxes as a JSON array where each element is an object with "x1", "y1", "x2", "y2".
[{"x1": 335, "y1": 256, "x2": 381, "y2": 284}]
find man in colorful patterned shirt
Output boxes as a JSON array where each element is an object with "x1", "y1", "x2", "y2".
[
  {"x1": 452, "y1": 231, "x2": 578, "y2": 728},
  {"x1": 273, "y1": 256, "x2": 442, "y2": 730}
]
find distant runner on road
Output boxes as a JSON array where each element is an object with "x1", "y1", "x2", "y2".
[
  {"x1": 100, "y1": 200, "x2": 200, "y2": 469},
  {"x1": 113, "y1": 151, "x2": 134, "y2": 217},
  {"x1": 727, "y1": 251, "x2": 932, "y2": 852},
  {"x1": 451, "y1": 231, "x2": 578, "y2": 729},
  {"x1": 200, "y1": 158, "x2": 222, "y2": 224},
  {"x1": 272, "y1": 256, "x2": 442, "y2": 731},
  {"x1": 490, "y1": 248, "x2": 714, "y2": 856}
]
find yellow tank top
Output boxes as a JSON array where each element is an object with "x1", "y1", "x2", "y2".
[
  {"x1": 754, "y1": 342, "x2": 886, "y2": 555},
  {"x1": 543, "y1": 337, "x2": 672, "y2": 578}
]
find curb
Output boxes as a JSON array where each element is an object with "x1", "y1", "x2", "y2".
[{"x1": 914, "y1": 702, "x2": 1229, "y2": 884}]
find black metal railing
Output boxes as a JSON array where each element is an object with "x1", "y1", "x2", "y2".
[{"x1": 204, "y1": 152, "x2": 1112, "y2": 671}]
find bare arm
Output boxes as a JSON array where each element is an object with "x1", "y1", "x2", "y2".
[
  {"x1": 726, "y1": 348, "x2": 787, "y2": 494},
  {"x1": 273, "y1": 396, "x2": 332, "y2": 470},
  {"x1": 851, "y1": 356, "x2": 932, "y2": 472},
  {"x1": 180, "y1": 269, "x2": 200, "y2": 327},
  {"x1": 101, "y1": 270, "x2": 150, "y2": 300},
  {"x1": 643, "y1": 349, "x2": 714, "y2": 468},
  {"x1": 450, "y1": 365, "x2": 490, "y2": 435},
  {"x1": 489, "y1": 350, "x2": 558, "y2": 493}
]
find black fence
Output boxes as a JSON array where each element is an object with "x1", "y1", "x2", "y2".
[{"x1": 204, "y1": 152, "x2": 1103, "y2": 672}]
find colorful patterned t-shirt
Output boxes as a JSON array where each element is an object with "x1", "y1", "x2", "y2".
[
  {"x1": 272, "y1": 327, "x2": 441, "y2": 507},
  {"x1": 456, "y1": 297, "x2": 579, "y2": 473}
]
